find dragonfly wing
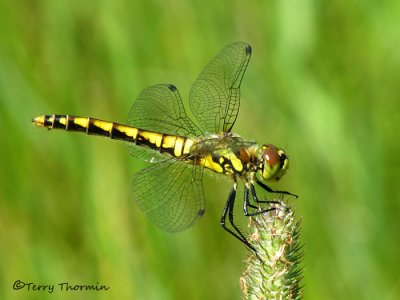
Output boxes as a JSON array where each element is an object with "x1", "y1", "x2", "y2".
[
  {"x1": 128, "y1": 84, "x2": 202, "y2": 162},
  {"x1": 131, "y1": 158, "x2": 205, "y2": 232},
  {"x1": 189, "y1": 42, "x2": 252, "y2": 134}
]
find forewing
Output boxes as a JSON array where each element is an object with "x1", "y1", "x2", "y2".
[
  {"x1": 131, "y1": 158, "x2": 205, "y2": 232},
  {"x1": 128, "y1": 84, "x2": 202, "y2": 162},
  {"x1": 189, "y1": 42, "x2": 252, "y2": 134}
]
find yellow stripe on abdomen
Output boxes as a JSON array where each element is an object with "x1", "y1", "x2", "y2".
[
  {"x1": 138, "y1": 131, "x2": 163, "y2": 148},
  {"x1": 32, "y1": 114, "x2": 192, "y2": 159},
  {"x1": 159, "y1": 136, "x2": 194, "y2": 158},
  {"x1": 112, "y1": 124, "x2": 138, "y2": 141}
]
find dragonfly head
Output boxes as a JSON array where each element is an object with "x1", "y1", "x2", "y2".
[{"x1": 258, "y1": 144, "x2": 289, "y2": 182}]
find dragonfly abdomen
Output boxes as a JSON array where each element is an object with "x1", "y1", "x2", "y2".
[{"x1": 32, "y1": 114, "x2": 194, "y2": 158}]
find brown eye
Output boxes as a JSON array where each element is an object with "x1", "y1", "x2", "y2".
[
  {"x1": 264, "y1": 147, "x2": 281, "y2": 167},
  {"x1": 260, "y1": 144, "x2": 289, "y2": 181}
]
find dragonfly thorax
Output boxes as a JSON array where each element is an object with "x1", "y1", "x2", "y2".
[{"x1": 257, "y1": 144, "x2": 289, "y2": 182}]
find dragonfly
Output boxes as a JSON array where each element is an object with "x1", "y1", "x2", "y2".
[{"x1": 32, "y1": 42, "x2": 297, "y2": 254}]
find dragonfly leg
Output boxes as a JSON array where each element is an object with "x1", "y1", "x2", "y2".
[
  {"x1": 250, "y1": 182, "x2": 280, "y2": 205},
  {"x1": 220, "y1": 182, "x2": 257, "y2": 254},
  {"x1": 255, "y1": 177, "x2": 298, "y2": 199},
  {"x1": 244, "y1": 182, "x2": 277, "y2": 217},
  {"x1": 244, "y1": 183, "x2": 259, "y2": 210}
]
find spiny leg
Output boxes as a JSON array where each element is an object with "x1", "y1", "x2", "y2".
[
  {"x1": 250, "y1": 182, "x2": 280, "y2": 205},
  {"x1": 255, "y1": 177, "x2": 298, "y2": 199},
  {"x1": 243, "y1": 183, "x2": 258, "y2": 210},
  {"x1": 220, "y1": 182, "x2": 257, "y2": 254},
  {"x1": 244, "y1": 182, "x2": 278, "y2": 217}
]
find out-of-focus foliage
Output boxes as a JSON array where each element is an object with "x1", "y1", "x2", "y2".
[{"x1": 1, "y1": 1, "x2": 399, "y2": 299}]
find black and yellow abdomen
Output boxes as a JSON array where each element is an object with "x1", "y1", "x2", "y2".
[
  {"x1": 32, "y1": 114, "x2": 194, "y2": 158},
  {"x1": 32, "y1": 115, "x2": 256, "y2": 176}
]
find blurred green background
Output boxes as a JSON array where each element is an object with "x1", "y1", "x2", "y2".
[{"x1": 1, "y1": 0, "x2": 399, "y2": 299}]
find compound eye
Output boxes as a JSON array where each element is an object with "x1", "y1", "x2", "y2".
[
  {"x1": 260, "y1": 144, "x2": 288, "y2": 181},
  {"x1": 264, "y1": 147, "x2": 281, "y2": 168}
]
